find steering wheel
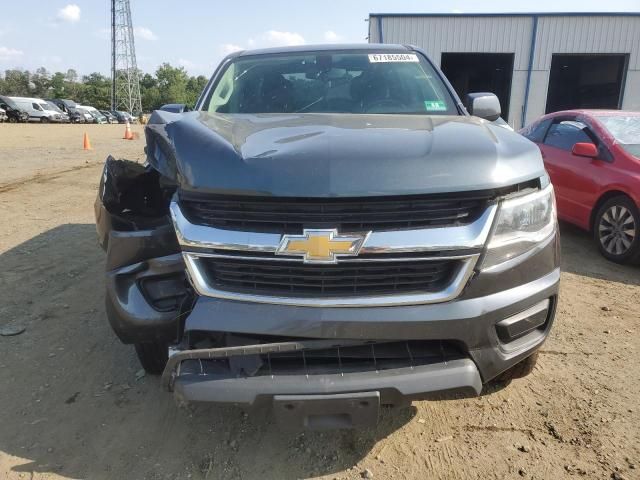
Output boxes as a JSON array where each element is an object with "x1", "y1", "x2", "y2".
[{"x1": 364, "y1": 99, "x2": 408, "y2": 113}]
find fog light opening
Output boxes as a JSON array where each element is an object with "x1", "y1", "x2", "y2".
[{"x1": 496, "y1": 299, "x2": 551, "y2": 343}]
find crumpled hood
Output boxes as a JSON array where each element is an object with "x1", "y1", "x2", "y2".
[{"x1": 153, "y1": 111, "x2": 544, "y2": 197}]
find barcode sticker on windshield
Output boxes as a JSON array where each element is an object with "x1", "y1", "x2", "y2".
[{"x1": 368, "y1": 53, "x2": 419, "y2": 63}]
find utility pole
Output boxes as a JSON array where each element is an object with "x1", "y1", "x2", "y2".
[{"x1": 111, "y1": 0, "x2": 142, "y2": 115}]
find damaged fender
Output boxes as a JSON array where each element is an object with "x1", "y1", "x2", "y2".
[{"x1": 95, "y1": 156, "x2": 191, "y2": 344}]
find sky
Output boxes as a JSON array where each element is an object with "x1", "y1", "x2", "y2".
[{"x1": 1, "y1": 0, "x2": 639, "y2": 77}]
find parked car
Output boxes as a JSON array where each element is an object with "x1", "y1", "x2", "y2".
[
  {"x1": 110, "y1": 110, "x2": 137, "y2": 123},
  {"x1": 0, "y1": 96, "x2": 30, "y2": 123},
  {"x1": 100, "y1": 110, "x2": 117, "y2": 123},
  {"x1": 521, "y1": 110, "x2": 640, "y2": 264},
  {"x1": 93, "y1": 111, "x2": 109, "y2": 124},
  {"x1": 69, "y1": 110, "x2": 86, "y2": 123},
  {"x1": 95, "y1": 44, "x2": 560, "y2": 429},
  {"x1": 45, "y1": 101, "x2": 70, "y2": 123},
  {"x1": 79, "y1": 105, "x2": 108, "y2": 124},
  {"x1": 109, "y1": 110, "x2": 127, "y2": 123},
  {"x1": 124, "y1": 111, "x2": 137, "y2": 123},
  {"x1": 76, "y1": 107, "x2": 95, "y2": 123},
  {"x1": 9, "y1": 96, "x2": 66, "y2": 123},
  {"x1": 48, "y1": 98, "x2": 76, "y2": 114},
  {"x1": 0, "y1": 107, "x2": 7, "y2": 122},
  {"x1": 48, "y1": 98, "x2": 84, "y2": 123}
]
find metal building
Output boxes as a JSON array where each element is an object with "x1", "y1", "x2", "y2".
[{"x1": 368, "y1": 13, "x2": 640, "y2": 128}]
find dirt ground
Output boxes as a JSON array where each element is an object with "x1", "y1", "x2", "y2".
[{"x1": 0, "y1": 123, "x2": 638, "y2": 480}]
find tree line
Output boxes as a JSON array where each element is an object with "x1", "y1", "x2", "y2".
[{"x1": 0, "y1": 64, "x2": 208, "y2": 112}]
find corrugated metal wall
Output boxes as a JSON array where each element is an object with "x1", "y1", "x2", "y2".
[
  {"x1": 369, "y1": 14, "x2": 640, "y2": 127},
  {"x1": 534, "y1": 16, "x2": 640, "y2": 70},
  {"x1": 370, "y1": 16, "x2": 534, "y2": 70}
]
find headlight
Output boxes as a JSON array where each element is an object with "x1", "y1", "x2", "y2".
[{"x1": 482, "y1": 184, "x2": 556, "y2": 269}]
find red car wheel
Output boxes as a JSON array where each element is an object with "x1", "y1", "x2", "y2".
[{"x1": 594, "y1": 195, "x2": 640, "y2": 264}]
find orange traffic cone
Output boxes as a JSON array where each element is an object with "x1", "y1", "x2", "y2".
[
  {"x1": 83, "y1": 132, "x2": 92, "y2": 150},
  {"x1": 123, "y1": 121, "x2": 133, "y2": 140}
]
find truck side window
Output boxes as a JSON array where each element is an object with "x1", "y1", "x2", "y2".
[
  {"x1": 543, "y1": 120, "x2": 591, "y2": 151},
  {"x1": 32, "y1": 103, "x2": 42, "y2": 111}
]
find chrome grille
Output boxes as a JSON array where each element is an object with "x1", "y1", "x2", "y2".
[
  {"x1": 171, "y1": 200, "x2": 496, "y2": 307},
  {"x1": 199, "y1": 256, "x2": 457, "y2": 297},
  {"x1": 179, "y1": 192, "x2": 493, "y2": 233}
]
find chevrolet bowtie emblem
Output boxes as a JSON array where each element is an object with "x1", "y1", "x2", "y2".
[{"x1": 276, "y1": 229, "x2": 370, "y2": 264}]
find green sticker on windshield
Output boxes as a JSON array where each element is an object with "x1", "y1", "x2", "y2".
[{"x1": 424, "y1": 100, "x2": 447, "y2": 112}]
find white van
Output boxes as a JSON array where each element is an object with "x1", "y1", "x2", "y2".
[{"x1": 9, "y1": 97, "x2": 66, "y2": 123}]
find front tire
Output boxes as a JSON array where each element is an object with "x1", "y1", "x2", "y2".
[
  {"x1": 594, "y1": 195, "x2": 640, "y2": 265},
  {"x1": 134, "y1": 341, "x2": 168, "y2": 374}
]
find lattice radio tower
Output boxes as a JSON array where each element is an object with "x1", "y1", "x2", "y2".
[{"x1": 111, "y1": 0, "x2": 142, "y2": 114}]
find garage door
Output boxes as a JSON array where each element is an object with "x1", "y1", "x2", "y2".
[{"x1": 545, "y1": 54, "x2": 628, "y2": 113}]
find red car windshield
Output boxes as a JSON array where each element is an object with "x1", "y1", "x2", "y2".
[{"x1": 598, "y1": 115, "x2": 640, "y2": 158}]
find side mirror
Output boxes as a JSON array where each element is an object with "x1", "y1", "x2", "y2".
[
  {"x1": 572, "y1": 142, "x2": 598, "y2": 158},
  {"x1": 465, "y1": 92, "x2": 501, "y2": 121}
]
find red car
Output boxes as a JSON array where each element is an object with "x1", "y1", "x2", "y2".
[{"x1": 521, "y1": 110, "x2": 640, "y2": 264}]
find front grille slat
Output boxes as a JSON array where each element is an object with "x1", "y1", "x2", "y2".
[
  {"x1": 180, "y1": 193, "x2": 491, "y2": 233},
  {"x1": 213, "y1": 275, "x2": 447, "y2": 285},
  {"x1": 189, "y1": 212, "x2": 471, "y2": 222},
  {"x1": 189, "y1": 205, "x2": 476, "y2": 218},
  {"x1": 212, "y1": 262, "x2": 450, "y2": 274},
  {"x1": 214, "y1": 270, "x2": 447, "y2": 281},
  {"x1": 200, "y1": 257, "x2": 458, "y2": 297}
]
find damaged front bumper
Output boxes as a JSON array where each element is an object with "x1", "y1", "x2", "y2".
[
  {"x1": 156, "y1": 265, "x2": 557, "y2": 428},
  {"x1": 162, "y1": 338, "x2": 483, "y2": 429},
  {"x1": 162, "y1": 265, "x2": 558, "y2": 404},
  {"x1": 163, "y1": 339, "x2": 482, "y2": 399},
  {"x1": 96, "y1": 157, "x2": 560, "y2": 429}
]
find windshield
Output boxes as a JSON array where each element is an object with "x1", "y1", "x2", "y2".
[
  {"x1": 0, "y1": 96, "x2": 20, "y2": 110},
  {"x1": 46, "y1": 101, "x2": 63, "y2": 113},
  {"x1": 598, "y1": 115, "x2": 640, "y2": 157},
  {"x1": 204, "y1": 51, "x2": 458, "y2": 115}
]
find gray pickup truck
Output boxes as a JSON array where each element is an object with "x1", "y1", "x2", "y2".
[{"x1": 95, "y1": 44, "x2": 559, "y2": 429}]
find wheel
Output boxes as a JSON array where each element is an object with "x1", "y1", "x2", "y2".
[
  {"x1": 594, "y1": 195, "x2": 640, "y2": 264},
  {"x1": 134, "y1": 341, "x2": 168, "y2": 374},
  {"x1": 494, "y1": 352, "x2": 539, "y2": 383},
  {"x1": 40, "y1": 116, "x2": 49, "y2": 123},
  {"x1": 8, "y1": 117, "x2": 16, "y2": 123}
]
